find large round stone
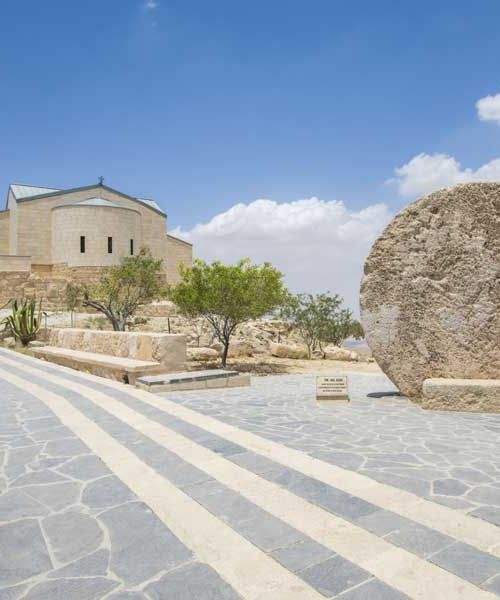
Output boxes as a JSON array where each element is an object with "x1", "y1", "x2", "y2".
[{"x1": 360, "y1": 182, "x2": 500, "y2": 399}]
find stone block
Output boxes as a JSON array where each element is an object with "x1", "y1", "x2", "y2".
[
  {"x1": 23, "y1": 577, "x2": 118, "y2": 599},
  {"x1": 269, "y1": 342, "x2": 308, "y2": 359},
  {"x1": 429, "y1": 542, "x2": 500, "y2": 585},
  {"x1": 270, "y1": 540, "x2": 333, "y2": 573},
  {"x1": 46, "y1": 328, "x2": 186, "y2": 370},
  {"x1": 27, "y1": 340, "x2": 46, "y2": 348},
  {"x1": 3, "y1": 337, "x2": 15, "y2": 348},
  {"x1": 136, "y1": 370, "x2": 250, "y2": 392},
  {"x1": 187, "y1": 346, "x2": 219, "y2": 362},
  {"x1": 98, "y1": 502, "x2": 192, "y2": 586},
  {"x1": 145, "y1": 561, "x2": 239, "y2": 600},
  {"x1": 151, "y1": 333, "x2": 186, "y2": 370},
  {"x1": 323, "y1": 346, "x2": 359, "y2": 361},
  {"x1": 42, "y1": 511, "x2": 103, "y2": 563},
  {"x1": 225, "y1": 374, "x2": 251, "y2": 388},
  {"x1": 299, "y1": 555, "x2": 371, "y2": 597},
  {"x1": 0, "y1": 519, "x2": 52, "y2": 586},
  {"x1": 422, "y1": 378, "x2": 500, "y2": 412}
]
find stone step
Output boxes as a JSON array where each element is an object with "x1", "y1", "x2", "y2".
[
  {"x1": 136, "y1": 369, "x2": 251, "y2": 392},
  {"x1": 32, "y1": 346, "x2": 164, "y2": 385}
]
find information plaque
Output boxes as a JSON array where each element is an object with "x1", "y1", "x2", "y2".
[{"x1": 316, "y1": 375, "x2": 349, "y2": 401}]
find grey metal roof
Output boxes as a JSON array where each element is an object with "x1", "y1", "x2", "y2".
[
  {"x1": 73, "y1": 197, "x2": 121, "y2": 208},
  {"x1": 137, "y1": 197, "x2": 164, "y2": 213},
  {"x1": 10, "y1": 184, "x2": 60, "y2": 199}
]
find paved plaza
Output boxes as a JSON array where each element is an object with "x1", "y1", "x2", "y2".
[{"x1": 0, "y1": 348, "x2": 499, "y2": 599}]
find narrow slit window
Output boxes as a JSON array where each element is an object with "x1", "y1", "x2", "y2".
[
  {"x1": 108, "y1": 237, "x2": 113, "y2": 254},
  {"x1": 80, "y1": 236, "x2": 85, "y2": 253},
  {"x1": 130, "y1": 239, "x2": 134, "y2": 255}
]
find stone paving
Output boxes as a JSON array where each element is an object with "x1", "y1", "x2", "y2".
[
  {"x1": 0, "y1": 348, "x2": 499, "y2": 599},
  {"x1": 168, "y1": 373, "x2": 500, "y2": 525},
  {"x1": 0, "y1": 377, "x2": 238, "y2": 599}
]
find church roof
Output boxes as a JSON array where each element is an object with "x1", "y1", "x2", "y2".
[
  {"x1": 6, "y1": 183, "x2": 166, "y2": 216},
  {"x1": 10, "y1": 184, "x2": 60, "y2": 199},
  {"x1": 51, "y1": 197, "x2": 141, "y2": 213},
  {"x1": 138, "y1": 198, "x2": 163, "y2": 213},
  {"x1": 73, "y1": 197, "x2": 121, "y2": 208}
]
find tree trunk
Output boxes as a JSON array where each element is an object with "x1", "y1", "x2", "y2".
[
  {"x1": 110, "y1": 316, "x2": 127, "y2": 331},
  {"x1": 221, "y1": 340, "x2": 229, "y2": 368}
]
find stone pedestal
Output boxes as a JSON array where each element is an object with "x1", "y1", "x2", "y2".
[{"x1": 422, "y1": 378, "x2": 500, "y2": 413}]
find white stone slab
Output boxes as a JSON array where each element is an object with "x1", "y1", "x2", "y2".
[
  {"x1": 138, "y1": 369, "x2": 240, "y2": 385},
  {"x1": 316, "y1": 375, "x2": 349, "y2": 401}
]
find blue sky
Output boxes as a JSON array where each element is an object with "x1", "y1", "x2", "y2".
[{"x1": 2, "y1": 1, "x2": 500, "y2": 307}]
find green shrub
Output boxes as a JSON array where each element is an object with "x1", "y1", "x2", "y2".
[{"x1": 2, "y1": 298, "x2": 42, "y2": 346}]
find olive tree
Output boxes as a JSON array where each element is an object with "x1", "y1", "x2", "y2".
[
  {"x1": 281, "y1": 292, "x2": 362, "y2": 358},
  {"x1": 81, "y1": 248, "x2": 165, "y2": 331},
  {"x1": 65, "y1": 282, "x2": 81, "y2": 328},
  {"x1": 169, "y1": 259, "x2": 286, "y2": 367}
]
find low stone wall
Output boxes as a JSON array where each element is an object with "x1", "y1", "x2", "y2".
[
  {"x1": 0, "y1": 265, "x2": 104, "y2": 311},
  {"x1": 0, "y1": 272, "x2": 31, "y2": 306},
  {"x1": 0, "y1": 273, "x2": 69, "y2": 311},
  {"x1": 51, "y1": 263, "x2": 107, "y2": 283},
  {"x1": 48, "y1": 328, "x2": 186, "y2": 370},
  {"x1": 31, "y1": 264, "x2": 55, "y2": 277}
]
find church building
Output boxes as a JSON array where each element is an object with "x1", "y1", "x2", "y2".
[{"x1": 0, "y1": 180, "x2": 192, "y2": 284}]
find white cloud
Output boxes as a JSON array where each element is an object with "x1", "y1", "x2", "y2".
[
  {"x1": 476, "y1": 93, "x2": 500, "y2": 124},
  {"x1": 145, "y1": 0, "x2": 158, "y2": 9},
  {"x1": 389, "y1": 153, "x2": 500, "y2": 197},
  {"x1": 171, "y1": 198, "x2": 392, "y2": 311}
]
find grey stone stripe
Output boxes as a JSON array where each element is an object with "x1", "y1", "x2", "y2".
[
  {"x1": 1, "y1": 361, "x2": 407, "y2": 600},
  {"x1": 6, "y1": 350, "x2": 499, "y2": 593},
  {"x1": 0, "y1": 378, "x2": 241, "y2": 600}
]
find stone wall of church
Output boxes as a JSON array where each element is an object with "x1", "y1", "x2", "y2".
[
  {"x1": 52, "y1": 204, "x2": 142, "y2": 267},
  {"x1": 0, "y1": 211, "x2": 10, "y2": 254},
  {"x1": 14, "y1": 186, "x2": 168, "y2": 267},
  {"x1": 0, "y1": 255, "x2": 31, "y2": 272},
  {"x1": 165, "y1": 234, "x2": 193, "y2": 284}
]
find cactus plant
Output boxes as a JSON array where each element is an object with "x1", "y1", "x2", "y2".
[{"x1": 2, "y1": 298, "x2": 42, "y2": 346}]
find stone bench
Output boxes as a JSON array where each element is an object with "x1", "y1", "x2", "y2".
[
  {"x1": 136, "y1": 369, "x2": 251, "y2": 393},
  {"x1": 32, "y1": 346, "x2": 165, "y2": 385},
  {"x1": 422, "y1": 378, "x2": 500, "y2": 412}
]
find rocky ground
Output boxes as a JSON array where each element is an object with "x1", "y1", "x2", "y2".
[{"x1": 191, "y1": 356, "x2": 381, "y2": 377}]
